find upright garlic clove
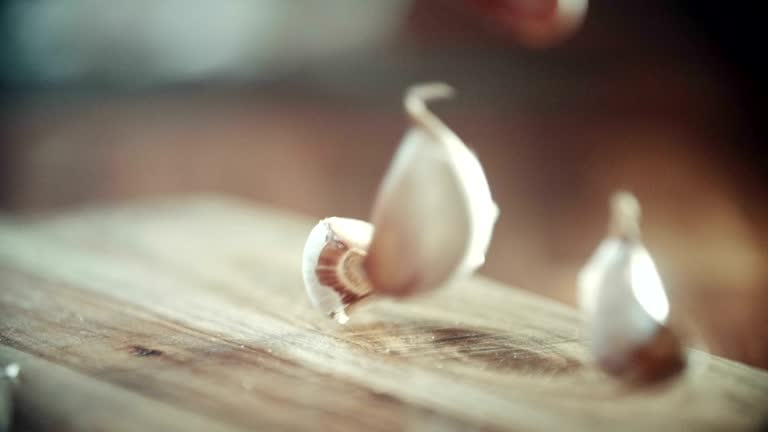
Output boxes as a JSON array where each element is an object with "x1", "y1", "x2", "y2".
[
  {"x1": 364, "y1": 82, "x2": 499, "y2": 297},
  {"x1": 302, "y1": 217, "x2": 374, "y2": 324},
  {"x1": 578, "y1": 191, "x2": 684, "y2": 381}
]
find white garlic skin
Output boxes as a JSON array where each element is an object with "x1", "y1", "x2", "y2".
[
  {"x1": 578, "y1": 191, "x2": 682, "y2": 380},
  {"x1": 302, "y1": 217, "x2": 373, "y2": 324},
  {"x1": 578, "y1": 238, "x2": 668, "y2": 372},
  {"x1": 364, "y1": 83, "x2": 499, "y2": 297}
]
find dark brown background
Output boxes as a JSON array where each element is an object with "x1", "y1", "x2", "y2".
[{"x1": 2, "y1": 1, "x2": 767, "y2": 368}]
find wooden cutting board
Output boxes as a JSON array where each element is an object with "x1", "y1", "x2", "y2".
[{"x1": 0, "y1": 197, "x2": 766, "y2": 431}]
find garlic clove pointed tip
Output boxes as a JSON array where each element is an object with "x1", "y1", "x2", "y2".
[
  {"x1": 404, "y1": 82, "x2": 456, "y2": 134},
  {"x1": 405, "y1": 82, "x2": 455, "y2": 107},
  {"x1": 610, "y1": 190, "x2": 641, "y2": 240}
]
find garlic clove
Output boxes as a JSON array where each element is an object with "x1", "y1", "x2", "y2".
[
  {"x1": 302, "y1": 217, "x2": 374, "y2": 324},
  {"x1": 364, "y1": 82, "x2": 499, "y2": 297},
  {"x1": 301, "y1": 83, "x2": 499, "y2": 322},
  {"x1": 578, "y1": 191, "x2": 684, "y2": 381}
]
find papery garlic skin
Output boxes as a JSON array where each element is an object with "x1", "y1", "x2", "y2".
[
  {"x1": 578, "y1": 192, "x2": 682, "y2": 380},
  {"x1": 578, "y1": 239, "x2": 668, "y2": 372},
  {"x1": 364, "y1": 83, "x2": 499, "y2": 297},
  {"x1": 302, "y1": 217, "x2": 374, "y2": 324}
]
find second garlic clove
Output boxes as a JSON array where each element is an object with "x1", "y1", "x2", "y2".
[
  {"x1": 578, "y1": 191, "x2": 684, "y2": 381},
  {"x1": 365, "y1": 83, "x2": 499, "y2": 297}
]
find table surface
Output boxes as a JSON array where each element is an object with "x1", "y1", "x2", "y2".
[{"x1": 0, "y1": 197, "x2": 766, "y2": 431}]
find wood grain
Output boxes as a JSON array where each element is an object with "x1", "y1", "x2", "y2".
[{"x1": 0, "y1": 197, "x2": 766, "y2": 431}]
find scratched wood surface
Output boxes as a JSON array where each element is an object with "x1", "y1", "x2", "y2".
[{"x1": 0, "y1": 197, "x2": 766, "y2": 431}]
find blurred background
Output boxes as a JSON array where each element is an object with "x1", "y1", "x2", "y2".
[{"x1": 1, "y1": 0, "x2": 766, "y2": 368}]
